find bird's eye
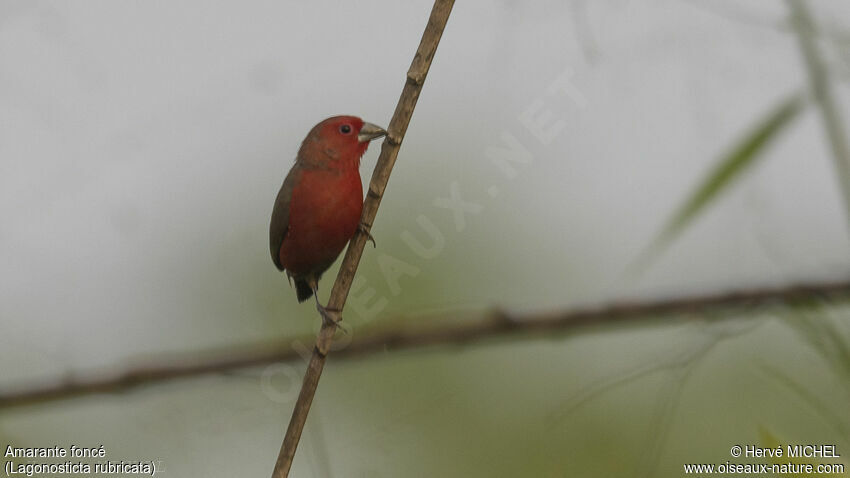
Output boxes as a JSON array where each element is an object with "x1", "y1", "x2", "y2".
[{"x1": 339, "y1": 124, "x2": 352, "y2": 134}]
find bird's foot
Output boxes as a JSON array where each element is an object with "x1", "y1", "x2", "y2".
[
  {"x1": 316, "y1": 303, "x2": 348, "y2": 333},
  {"x1": 358, "y1": 222, "x2": 376, "y2": 248}
]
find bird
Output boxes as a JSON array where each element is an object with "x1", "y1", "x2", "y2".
[{"x1": 270, "y1": 115, "x2": 387, "y2": 325}]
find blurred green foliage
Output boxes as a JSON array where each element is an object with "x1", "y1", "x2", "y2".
[{"x1": 648, "y1": 93, "x2": 806, "y2": 258}]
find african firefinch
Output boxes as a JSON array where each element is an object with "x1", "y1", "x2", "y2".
[{"x1": 270, "y1": 116, "x2": 386, "y2": 323}]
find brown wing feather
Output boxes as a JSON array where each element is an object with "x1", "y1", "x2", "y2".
[{"x1": 269, "y1": 163, "x2": 303, "y2": 271}]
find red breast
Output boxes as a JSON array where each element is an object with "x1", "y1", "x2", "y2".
[{"x1": 280, "y1": 167, "x2": 363, "y2": 274}]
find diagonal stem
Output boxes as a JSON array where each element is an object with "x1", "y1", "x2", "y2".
[
  {"x1": 788, "y1": 0, "x2": 850, "y2": 227},
  {"x1": 271, "y1": 2, "x2": 455, "y2": 476}
]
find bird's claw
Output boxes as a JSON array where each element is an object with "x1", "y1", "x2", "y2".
[
  {"x1": 359, "y1": 222, "x2": 376, "y2": 248},
  {"x1": 316, "y1": 303, "x2": 348, "y2": 333}
]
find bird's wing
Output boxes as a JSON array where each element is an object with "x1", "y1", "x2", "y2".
[{"x1": 269, "y1": 162, "x2": 303, "y2": 271}]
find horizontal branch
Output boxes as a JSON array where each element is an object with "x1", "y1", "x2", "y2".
[{"x1": 1, "y1": 280, "x2": 848, "y2": 409}]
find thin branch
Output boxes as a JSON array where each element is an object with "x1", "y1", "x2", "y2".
[
  {"x1": 1, "y1": 280, "x2": 848, "y2": 410},
  {"x1": 788, "y1": 0, "x2": 850, "y2": 224},
  {"x1": 271, "y1": 2, "x2": 455, "y2": 476}
]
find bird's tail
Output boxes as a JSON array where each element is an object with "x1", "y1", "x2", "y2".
[{"x1": 294, "y1": 279, "x2": 313, "y2": 303}]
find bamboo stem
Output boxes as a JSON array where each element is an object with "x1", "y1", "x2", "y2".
[{"x1": 271, "y1": 2, "x2": 455, "y2": 476}]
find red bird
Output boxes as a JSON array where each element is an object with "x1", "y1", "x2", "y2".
[{"x1": 270, "y1": 116, "x2": 386, "y2": 323}]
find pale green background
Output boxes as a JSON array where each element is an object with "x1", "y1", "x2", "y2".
[{"x1": 1, "y1": 1, "x2": 849, "y2": 476}]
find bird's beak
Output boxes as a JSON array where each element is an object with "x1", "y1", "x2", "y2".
[{"x1": 358, "y1": 122, "x2": 387, "y2": 143}]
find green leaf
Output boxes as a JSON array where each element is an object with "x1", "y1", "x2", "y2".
[{"x1": 633, "y1": 93, "x2": 807, "y2": 271}]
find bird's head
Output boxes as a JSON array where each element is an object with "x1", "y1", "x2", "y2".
[{"x1": 299, "y1": 115, "x2": 387, "y2": 168}]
